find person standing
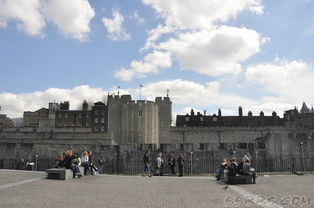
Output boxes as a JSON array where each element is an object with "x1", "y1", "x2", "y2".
[
  {"x1": 81, "y1": 151, "x2": 89, "y2": 175},
  {"x1": 142, "y1": 150, "x2": 152, "y2": 177},
  {"x1": 155, "y1": 153, "x2": 162, "y2": 176},
  {"x1": 168, "y1": 153, "x2": 176, "y2": 176},
  {"x1": 159, "y1": 153, "x2": 164, "y2": 176},
  {"x1": 177, "y1": 153, "x2": 184, "y2": 177}
]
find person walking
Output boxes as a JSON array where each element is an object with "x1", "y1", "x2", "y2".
[
  {"x1": 177, "y1": 153, "x2": 184, "y2": 177},
  {"x1": 142, "y1": 150, "x2": 152, "y2": 177},
  {"x1": 168, "y1": 153, "x2": 176, "y2": 176}
]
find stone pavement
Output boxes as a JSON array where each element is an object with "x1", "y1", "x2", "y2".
[{"x1": 0, "y1": 169, "x2": 313, "y2": 208}]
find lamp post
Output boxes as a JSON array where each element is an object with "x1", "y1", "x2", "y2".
[
  {"x1": 190, "y1": 151, "x2": 193, "y2": 175},
  {"x1": 300, "y1": 142, "x2": 305, "y2": 172},
  {"x1": 255, "y1": 151, "x2": 258, "y2": 172},
  {"x1": 35, "y1": 154, "x2": 38, "y2": 171}
]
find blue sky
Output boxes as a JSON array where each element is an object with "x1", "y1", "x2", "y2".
[{"x1": 1, "y1": 0, "x2": 314, "y2": 119}]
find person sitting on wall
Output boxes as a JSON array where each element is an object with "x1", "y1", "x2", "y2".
[
  {"x1": 237, "y1": 158, "x2": 245, "y2": 175},
  {"x1": 54, "y1": 154, "x2": 65, "y2": 168},
  {"x1": 97, "y1": 156, "x2": 106, "y2": 174},
  {"x1": 16, "y1": 158, "x2": 27, "y2": 170},
  {"x1": 216, "y1": 159, "x2": 227, "y2": 180},
  {"x1": 64, "y1": 150, "x2": 75, "y2": 169},
  {"x1": 243, "y1": 158, "x2": 256, "y2": 184},
  {"x1": 226, "y1": 159, "x2": 237, "y2": 185},
  {"x1": 71, "y1": 153, "x2": 82, "y2": 179}
]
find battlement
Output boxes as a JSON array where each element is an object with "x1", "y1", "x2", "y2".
[
  {"x1": 170, "y1": 125, "x2": 290, "y2": 132},
  {"x1": 155, "y1": 96, "x2": 171, "y2": 103}
]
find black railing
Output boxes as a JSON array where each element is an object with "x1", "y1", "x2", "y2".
[{"x1": 1, "y1": 152, "x2": 314, "y2": 175}]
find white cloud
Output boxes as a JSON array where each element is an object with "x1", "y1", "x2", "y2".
[
  {"x1": 0, "y1": 0, "x2": 45, "y2": 37},
  {"x1": 0, "y1": 0, "x2": 95, "y2": 41},
  {"x1": 114, "y1": 50, "x2": 172, "y2": 81},
  {"x1": 142, "y1": 0, "x2": 263, "y2": 30},
  {"x1": 0, "y1": 85, "x2": 109, "y2": 118},
  {"x1": 129, "y1": 11, "x2": 145, "y2": 24},
  {"x1": 141, "y1": 79, "x2": 256, "y2": 108},
  {"x1": 43, "y1": 0, "x2": 95, "y2": 41},
  {"x1": 118, "y1": 0, "x2": 266, "y2": 81},
  {"x1": 102, "y1": 8, "x2": 130, "y2": 41},
  {"x1": 246, "y1": 58, "x2": 314, "y2": 103},
  {"x1": 155, "y1": 26, "x2": 264, "y2": 76}
]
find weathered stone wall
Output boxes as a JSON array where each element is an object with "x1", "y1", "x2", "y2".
[{"x1": 121, "y1": 100, "x2": 159, "y2": 145}]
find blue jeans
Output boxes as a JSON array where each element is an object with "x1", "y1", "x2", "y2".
[
  {"x1": 71, "y1": 164, "x2": 80, "y2": 175},
  {"x1": 143, "y1": 163, "x2": 150, "y2": 175}
]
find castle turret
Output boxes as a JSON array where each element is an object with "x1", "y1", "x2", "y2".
[
  {"x1": 107, "y1": 94, "x2": 131, "y2": 144},
  {"x1": 239, "y1": 106, "x2": 243, "y2": 117},
  {"x1": 155, "y1": 97, "x2": 172, "y2": 144}
]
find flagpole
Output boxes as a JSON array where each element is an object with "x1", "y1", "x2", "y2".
[{"x1": 139, "y1": 84, "x2": 143, "y2": 100}]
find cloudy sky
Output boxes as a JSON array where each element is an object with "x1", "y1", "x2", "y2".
[{"x1": 0, "y1": 0, "x2": 314, "y2": 119}]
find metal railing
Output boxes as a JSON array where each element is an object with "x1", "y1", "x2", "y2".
[{"x1": 1, "y1": 152, "x2": 314, "y2": 175}]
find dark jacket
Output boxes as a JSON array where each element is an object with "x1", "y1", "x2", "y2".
[
  {"x1": 168, "y1": 157, "x2": 176, "y2": 166},
  {"x1": 177, "y1": 157, "x2": 184, "y2": 167},
  {"x1": 143, "y1": 153, "x2": 150, "y2": 163}
]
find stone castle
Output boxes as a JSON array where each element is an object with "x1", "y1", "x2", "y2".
[{"x1": 0, "y1": 94, "x2": 314, "y2": 164}]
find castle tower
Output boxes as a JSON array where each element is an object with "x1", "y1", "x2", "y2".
[
  {"x1": 155, "y1": 96, "x2": 172, "y2": 144},
  {"x1": 107, "y1": 94, "x2": 131, "y2": 144}
]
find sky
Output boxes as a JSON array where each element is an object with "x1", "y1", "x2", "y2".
[{"x1": 1, "y1": 0, "x2": 314, "y2": 120}]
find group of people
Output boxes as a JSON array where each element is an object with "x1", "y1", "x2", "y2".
[
  {"x1": 55, "y1": 149, "x2": 106, "y2": 179},
  {"x1": 216, "y1": 152, "x2": 256, "y2": 184},
  {"x1": 142, "y1": 150, "x2": 185, "y2": 177}
]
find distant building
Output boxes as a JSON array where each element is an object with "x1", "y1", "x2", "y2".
[
  {"x1": 176, "y1": 107, "x2": 283, "y2": 127},
  {"x1": 23, "y1": 108, "x2": 49, "y2": 127},
  {"x1": 0, "y1": 113, "x2": 15, "y2": 127}
]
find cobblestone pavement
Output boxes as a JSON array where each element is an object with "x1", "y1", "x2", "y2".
[{"x1": 0, "y1": 170, "x2": 313, "y2": 208}]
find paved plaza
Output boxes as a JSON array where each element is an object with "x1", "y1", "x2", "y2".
[{"x1": 0, "y1": 170, "x2": 313, "y2": 208}]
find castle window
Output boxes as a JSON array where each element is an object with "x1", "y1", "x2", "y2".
[
  {"x1": 58, "y1": 114, "x2": 62, "y2": 119},
  {"x1": 95, "y1": 110, "x2": 98, "y2": 115},
  {"x1": 95, "y1": 118, "x2": 98, "y2": 123},
  {"x1": 213, "y1": 117, "x2": 217, "y2": 122},
  {"x1": 185, "y1": 117, "x2": 190, "y2": 122},
  {"x1": 101, "y1": 126, "x2": 105, "y2": 132},
  {"x1": 219, "y1": 143, "x2": 227, "y2": 150},
  {"x1": 64, "y1": 113, "x2": 68, "y2": 118},
  {"x1": 86, "y1": 122, "x2": 89, "y2": 127},
  {"x1": 95, "y1": 126, "x2": 98, "y2": 131},
  {"x1": 256, "y1": 141, "x2": 266, "y2": 149},
  {"x1": 101, "y1": 118, "x2": 105, "y2": 123},
  {"x1": 101, "y1": 110, "x2": 105, "y2": 115},
  {"x1": 200, "y1": 117, "x2": 204, "y2": 122},
  {"x1": 238, "y1": 143, "x2": 247, "y2": 149},
  {"x1": 139, "y1": 109, "x2": 142, "y2": 117},
  {"x1": 200, "y1": 143, "x2": 205, "y2": 150},
  {"x1": 79, "y1": 114, "x2": 82, "y2": 118},
  {"x1": 86, "y1": 114, "x2": 89, "y2": 118}
]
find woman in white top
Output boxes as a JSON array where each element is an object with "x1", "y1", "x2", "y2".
[{"x1": 81, "y1": 151, "x2": 89, "y2": 175}]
